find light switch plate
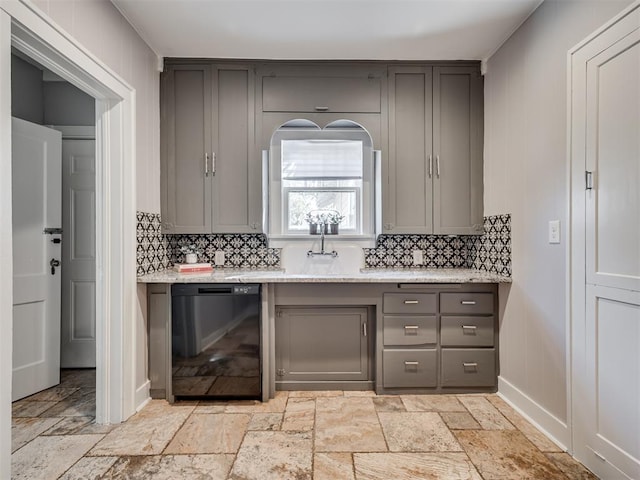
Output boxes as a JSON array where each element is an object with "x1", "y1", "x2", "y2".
[
  {"x1": 549, "y1": 220, "x2": 560, "y2": 244},
  {"x1": 214, "y1": 251, "x2": 225, "y2": 266},
  {"x1": 412, "y1": 250, "x2": 424, "y2": 265}
]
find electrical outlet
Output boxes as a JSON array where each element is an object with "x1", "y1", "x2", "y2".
[
  {"x1": 548, "y1": 220, "x2": 560, "y2": 244},
  {"x1": 412, "y1": 250, "x2": 424, "y2": 265},
  {"x1": 214, "y1": 251, "x2": 225, "y2": 266}
]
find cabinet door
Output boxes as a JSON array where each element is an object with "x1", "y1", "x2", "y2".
[
  {"x1": 211, "y1": 66, "x2": 260, "y2": 233},
  {"x1": 261, "y1": 67, "x2": 382, "y2": 113},
  {"x1": 161, "y1": 65, "x2": 212, "y2": 233},
  {"x1": 385, "y1": 67, "x2": 433, "y2": 234},
  {"x1": 275, "y1": 307, "x2": 369, "y2": 382},
  {"x1": 433, "y1": 67, "x2": 484, "y2": 234}
]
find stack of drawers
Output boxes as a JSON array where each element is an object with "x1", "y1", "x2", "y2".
[
  {"x1": 380, "y1": 286, "x2": 497, "y2": 392},
  {"x1": 440, "y1": 292, "x2": 496, "y2": 388}
]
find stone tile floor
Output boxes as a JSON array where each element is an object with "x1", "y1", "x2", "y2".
[{"x1": 11, "y1": 369, "x2": 597, "y2": 479}]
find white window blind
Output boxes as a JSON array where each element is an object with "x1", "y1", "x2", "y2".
[{"x1": 281, "y1": 139, "x2": 363, "y2": 180}]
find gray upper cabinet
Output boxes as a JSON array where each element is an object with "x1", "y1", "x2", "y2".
[
  {"x1": 161, "y1": 64, "x2": 260, "y2": 234},
  {"x1": 260, "y1": 65, "x2": 383, "y2": 113},
  {"x1": 385, "y1": 66, "x2": 484, "y2": 234},
  {"x1": 161, "y1": 65, "x2": 212, "y2": 233}
]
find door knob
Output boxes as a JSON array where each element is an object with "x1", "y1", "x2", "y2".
[{"x1": 50, "y1": 258, "x2": 60, "y2": 275}]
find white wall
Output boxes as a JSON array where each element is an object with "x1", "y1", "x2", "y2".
[
  {"x1": 484, "y1": 0, "x2": 632, "y2": 446},
  {"x1": 27, "y1": 0, "x2": 160, "y2": 405},
  {"x1": 32, "y1": 0, "x2": 160, "y2": 213}
]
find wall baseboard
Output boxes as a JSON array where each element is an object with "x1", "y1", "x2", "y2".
[
  {"x1": 135, "y1": 380, "x2": 151, "y2": 412},
  {"x1": 498, "y1": 376, "x2": 570, "y2": 451}
]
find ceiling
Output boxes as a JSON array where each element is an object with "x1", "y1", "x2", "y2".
[{"x1": 111, "y1": 0, "x2": 543, "y2": 61}]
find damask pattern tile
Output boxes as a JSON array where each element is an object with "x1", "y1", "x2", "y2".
[
  {"x1": 363, "y1": 214, "x2": 511, "y2": 276},
  {"x1": 469, "y1": 214, "x2": 512, "y2": 276},
  {"x1": 364, "y1": 234, "x2": 470, "y2": 269},
  {"x1": 167, "y1": 233, "x2": 281, "y2": 269},
  {"x1": 136, "y1": 211, "x2": 170, "y2": 276}
]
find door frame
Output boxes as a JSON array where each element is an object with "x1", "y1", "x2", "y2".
[
  {"x1": 0, "y1": 1, "x2": 138, "y2": 476},
  {"x1": 568, "y1": 0, "x2": 640, "y2": 463}
]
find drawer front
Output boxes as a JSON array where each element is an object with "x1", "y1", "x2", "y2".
[
  {"x1": 441, "y1": 349, "x2": 496, "y2": 387},
  {"x1": 383, "y1": 293, "x2": 437, "y2": 314},
  {"x1": 440, "y1": 293, "x2": 494, "y2": 314},
  {"x1": 383, "y1": 316, "x2": 437, "y2": 346},
  {"x1": 262, "y1": 76, "x2": 381, "y2": 113},
  {"x1": 441, "y1": 316, "x2": 494, "y2": 347},
  {"x1": 383, "y1": 349, "x2": 437, "y2": 388}
]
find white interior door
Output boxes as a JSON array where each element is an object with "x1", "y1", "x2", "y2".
[
  {"x1": 578, "y1": 16, "x2": 640, "y2": 480},
  {"x1": 60, "y1": 136, "x2": 96, "y2": 368},
  {"x1": 11, "y1": 117, "x2": 62, "y2": 402}
]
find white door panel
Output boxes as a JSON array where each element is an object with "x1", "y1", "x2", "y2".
[
  {"x1": 585, "y1": 286, "x2": 640, "y2": 479},
  {"x1": 61, "y1": 138, "x2": 96, "y2": 368},
  {"x1": 585, "y1": 28, "x2": 640, "y2": 293},
  {"x1": 11, "y1": 117, "x2": 62, "y2": 401},
  {"x1": 573, "y1": 9, "x2": 640, "y2": 479}
]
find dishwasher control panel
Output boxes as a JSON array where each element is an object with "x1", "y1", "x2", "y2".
[{"x1": 233, "y1": 285, "x2": 260, "y2": 295}]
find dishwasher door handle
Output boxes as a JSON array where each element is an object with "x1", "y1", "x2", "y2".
[{"x1": 197, "y1": 287, "x2": 233, "y2": 294}]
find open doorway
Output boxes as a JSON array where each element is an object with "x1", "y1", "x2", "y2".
[{"x1": 10, "y1": 51, "x2": 98, "y2": 426}]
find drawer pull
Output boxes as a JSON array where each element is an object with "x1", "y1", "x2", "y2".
[
  {"x1": 404, "y1": 300, "x2": 419, "y2": 304},
  {"x1": 463, "y1": 362, "x2": 478, "y2": 369},
  {"x1": 404, "y1": 325, "x2": 419, "y2": 329},
  {"x1": 314, "y1": 106, "x2": 329, "y2": 111},
  {"x1": 404, "y1": 361, "x2": 419, "y2": 366},
  {"x1": 462, "y1": 325, "x2": 477, "y2": 331},
  {"x1": 461, "y1": 300, "x2": 477, "y2": 305}
]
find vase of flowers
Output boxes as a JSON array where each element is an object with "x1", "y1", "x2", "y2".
[
  {"x1": 326, "y1": 211, "x2": 344, "y2": 235},
  {"x1": 180, "y1": 243, "x2": 202, "y2": 264}
]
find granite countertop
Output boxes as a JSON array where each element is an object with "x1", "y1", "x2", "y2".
[{"x1": 136, "y1": 268, "x2": 511, "y2": 284}]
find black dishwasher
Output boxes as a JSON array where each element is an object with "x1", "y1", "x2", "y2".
[{"x1": 171, "y1": 283, "x2": 261, "y2": 400}]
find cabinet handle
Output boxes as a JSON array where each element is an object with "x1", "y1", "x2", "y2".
[
  {"x1": 404, "y1": 300, "x2": 419, "y2": 304},
  {"x1": 363, "y1": 322, "x2": 367, "y2": 337},
  {"x1": 314, "y1": 106, "x2": 329, "y2": 111},
  {"x1": 463, "y1": 362, "x2": 478, "y2": 369},
  {"x1": 211, "y1": 152, "x2": 216, "y2": 175},
  {"x1": 428, "y1": 154, "x2": 433, "y2": 178},
  {"x1": 436, "y1": 155, "x2": 441, "y2": 177},
  {"x1": 404, "y1": 325, "x2": 419, "y2": 329},
  {"x1": 404, "y1": 361, "x2": 419, "y2": 366},
  {"x1": 462, "y1": 325, "x2": 477, "y2": 330},
  {"x1": 204, "y1": 153, "x2": 209, "y2": 176},
  {"x1": 461, "y1": 300, "x2": 476, "y2": 305}
]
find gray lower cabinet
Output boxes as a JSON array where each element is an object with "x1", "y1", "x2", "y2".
[
  {"x1": 383, "y1": 349, "x2": 437, "y2": 388},
  {"x1": 441, "y1": 349, "x2": 496, "y2": 387},
  {"x1": 161, "y1": 63, "x2": 261, "y2": 234},
  {"x1": 381, "y1": 292, "x2": 438, "y2": 389},
  {"x1": 385, "y1": 66, "x2": 484, "y2": 234},
  {"x1": 275, "y1": 306, "x2": 370, "y2": 386},
  {"x1": 379, "y1": 284, "x2": 498, "y2": 393},
  {"x1": 440, "y1": 291, "x2": 497, "y2": 389}
]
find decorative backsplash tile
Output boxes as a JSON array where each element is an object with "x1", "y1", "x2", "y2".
[
  {"x1": 137, "y1": 212, "x2": 510, "y2": 276},
  {"x1": 469, "y1": 214, "x2": 512, "y2": 277},
  {"x1": 166, "y1": 234, "x2": 281, "y2": 269},
  {"x1": 364, "y1": 235, "x2": 470, "y2": 268},
  {"x1": 136, "y1": 211, "x2": 170, "y2": 276},
  {"x1": 363, "y1": 214, "x2": 511, "y2": 277}
]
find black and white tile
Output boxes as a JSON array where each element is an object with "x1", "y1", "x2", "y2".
[
  {"x1": 363, "y1": 214, "x2": 511, "y2": 277},
  {"x1": 167, "y1": 234, "x2": 281, "y2": 269},
  {"x1": 364, "y1": 235, "x2": 470, "y2": 269},
  {"x1": 469, "y1": 214, "x2": 511, "y2": 277},
  {"x1": 137, "y1": 212, "x2": 510, "y2": 276},
  {"x1": 136, "y1": 211, "x2": 170, "y2": 276}
]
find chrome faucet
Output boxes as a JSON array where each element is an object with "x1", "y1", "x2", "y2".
[{"x1": 307, "y1": 225, "x2": 338, "y2": 258}]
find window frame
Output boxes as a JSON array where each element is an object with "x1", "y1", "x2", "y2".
[{"x1": 267, "y1": 120, "x2": 375, "y2": 241}]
